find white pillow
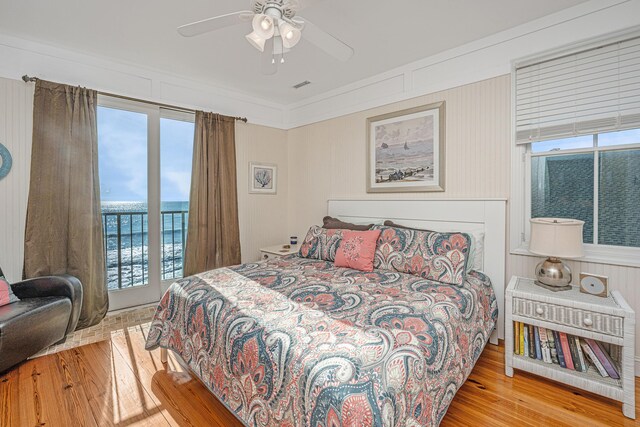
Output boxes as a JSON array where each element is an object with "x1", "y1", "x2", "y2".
[{"x1": 466, "y1": 231, "x2": 485, "y2": 273}]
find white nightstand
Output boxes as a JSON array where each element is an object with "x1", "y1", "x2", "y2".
[
  {"x1": 259, "y1": 244, "x2": 299, "y2": 261},
  {"x1": 505, "y1": 276, "x2": 635, "y2": 419}
]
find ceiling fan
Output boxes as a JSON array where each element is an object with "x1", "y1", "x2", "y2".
[{"x1": 177, "y1": 0, "x2": 354, "y2": 75}]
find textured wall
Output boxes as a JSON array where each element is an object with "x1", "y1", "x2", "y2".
[
  {"x1": 235, "y1": 123, "x2": 289, "y2": 262},
  {"x1": 0, "y1": 78, "x2": 33, "y2": 282}
]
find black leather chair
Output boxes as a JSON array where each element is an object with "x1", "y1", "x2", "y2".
[{"x1": 0, "y1": 275, "x2": 83, "y2": 373}]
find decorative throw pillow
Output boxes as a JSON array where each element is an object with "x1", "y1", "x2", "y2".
[
  {"x1": 0, "y1": 267, "x2": 19, "y2": 307},
  {"x1": 372, "y1": 225, "x2": 471, "y2": 286},
  {"x1": 334, "y1": 229, "x2": 382, "y2": 272},
  {"x1": 383, "y1": 220, "x2": 483, "y2": 272},
  {"x1": 298, "y1": 226, "x2": 344, "y2": 261},
  {"x1": 383, "y1": 220, "x2": 429, "y2": 230},
  {"x1": 322, "y1": 216, "x2": 373, "y2": 231}
]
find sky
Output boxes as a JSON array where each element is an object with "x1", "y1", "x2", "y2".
[
  {"x1": 97, "y1": 106, "x2": 194, "y2": 202},
  {"x1": 375, "y1": 115, "x2": 434, "y2": 147},
  {"x1": 531, "y1": 128, "x2": 640, "y2": 153}
]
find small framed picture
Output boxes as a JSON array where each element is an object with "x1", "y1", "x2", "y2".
[
  {"x1": 249, "y1": 162, "x2": 277, "y2": 194},
  {"x1": 579, "y1": 273, "x2": 608, "y2": 298}
]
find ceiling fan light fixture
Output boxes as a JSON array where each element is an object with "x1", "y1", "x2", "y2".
[
  {"x1": 176, "y1": 2, "x2": 355, "y2": 74},
  {"x1": 245, "y1": 31, "x2": 266, "y2": 52},
  {"x1": 252, "y1": 14, "x2": 274, "y2": 39},
  {"x1": 278, "y1": 20, "x2": 301, "y2": 48}
]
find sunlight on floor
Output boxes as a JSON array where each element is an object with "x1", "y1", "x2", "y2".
[{"x1": 31, "y1": 305, "x2": 156, "y2": 358}]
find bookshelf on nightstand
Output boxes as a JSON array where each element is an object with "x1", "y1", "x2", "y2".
[
  {"x1": 505, "y1": 276, "x2": 636, "y2": 419},
  {"x1": 259, "y1": 244, "x2": 298, "y2": 261}
]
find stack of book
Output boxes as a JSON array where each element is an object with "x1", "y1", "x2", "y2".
[{"x1": 513, "y1": 321, "x2": 620, "y2": 379}]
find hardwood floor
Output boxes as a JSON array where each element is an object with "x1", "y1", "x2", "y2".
[{"x1": 1, "y1": 325, "x2": 638, "y2": 426}]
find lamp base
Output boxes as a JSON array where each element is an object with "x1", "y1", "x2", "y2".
[
  {"x1": 533, "y1": 280, "x2": 572, "y2": 292},
  {"x1": 534, "y1": 257, "x2": 572, "y2": 292}
]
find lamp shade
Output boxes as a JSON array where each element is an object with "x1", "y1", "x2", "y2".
[
  {"x1": 278, "y1": 20, "x2": 301, "y2": 48},
  {"x1": 245, "y1": 31, "x2": 266, "y2": 52},
  {"x1": 529, "y1": 218, "x2": 585, "y2": 258},
  {"x1": 252, "y1": 14, "x2": 275, "y2": 39}
]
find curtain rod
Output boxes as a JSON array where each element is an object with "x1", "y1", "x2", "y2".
[{"x1": 21, "y1": 75, "x2": 248, "y2": 123}]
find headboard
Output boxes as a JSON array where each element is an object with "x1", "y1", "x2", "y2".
[{"x1": 327, "y1": 199, "x2": 506, "y2": 344}]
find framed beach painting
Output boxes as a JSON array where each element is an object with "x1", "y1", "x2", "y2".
[
  {"x1": 367, "y1": 101, "x2": 445, "y2": 193},
  {"x1": 249, "y1": 162, "x2": 277, "y2": 194}
]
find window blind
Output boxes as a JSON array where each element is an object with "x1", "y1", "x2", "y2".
[{"x1": 515, "y1": 34, "x2": 640, "y2": 144}]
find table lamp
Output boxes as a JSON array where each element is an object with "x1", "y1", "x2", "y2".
[{"x1": 529, "y1": 218, "x2": 584, "y2": 291}]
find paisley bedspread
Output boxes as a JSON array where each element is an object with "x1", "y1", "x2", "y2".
[{"x1": 145, "y1": 256, "x2": 497, "y2": 427}]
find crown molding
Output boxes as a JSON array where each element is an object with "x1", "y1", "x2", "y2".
[{"x1": 0, "y1": 31, "x2": 287, "y2": 128}]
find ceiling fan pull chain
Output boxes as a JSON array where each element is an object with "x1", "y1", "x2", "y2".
[{"x1": 271, "y1": 34, "x2": 276, "y2": 64}]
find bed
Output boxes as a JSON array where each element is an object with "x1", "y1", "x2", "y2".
[{"x1": 145, "y1": 199, "x2": 506, "y2": 426}]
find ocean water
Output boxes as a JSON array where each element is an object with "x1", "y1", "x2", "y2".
[
  {"x1": 102, "y1": 201, "x2": 189, "y2": 290},
  {"x1": 374, "y1": 140, "x2": 435, "y2": 183}
]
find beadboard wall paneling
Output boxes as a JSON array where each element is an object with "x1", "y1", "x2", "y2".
[
  {"x1": 0, "y1": 77, "x2": 33, "y2": 282},
  {"x1": 287, "y1": 75, "x2": 512, "y2": 240},
  {"x1": 235, "y1": 123, "x2": 289, "y2": 263},
  {"x1": 0, "y1": 77, "x2": 288, "y2": 281}
]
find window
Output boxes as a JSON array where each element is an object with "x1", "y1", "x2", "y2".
[
  {"x1": 512, "y1": 31, "x2": 640, "y2": 267},
  {"x1": 530, "y1": 130, "x2": 640, "y2": 249},
  {"x1": 97, "y1": 97, "x2": 195, "y2": 309}
]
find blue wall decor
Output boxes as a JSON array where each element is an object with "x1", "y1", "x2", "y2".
[{"x1": 0, "y1": 143, "x2": 12, "y2": 180}]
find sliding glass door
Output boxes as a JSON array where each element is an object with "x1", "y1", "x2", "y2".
[
  {"x1": 160, "y1": 112, "x2": 195, "y2": 281},
  {"x1": 97, "y1": 97, "x2": 194, "y2": 310}
]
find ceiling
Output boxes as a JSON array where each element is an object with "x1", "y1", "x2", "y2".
[{"x1": 0, "y1": 0, "x2": 590, "y2": 104}]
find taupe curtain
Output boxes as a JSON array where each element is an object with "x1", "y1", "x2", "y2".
[
  {"x1": 183, "y1": 112, "x2": 241, "y2": 276},
  {"x1": 24, "y1": 79, "x2": 108, "y2": 329}
]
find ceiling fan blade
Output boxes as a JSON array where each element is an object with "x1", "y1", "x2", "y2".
[
  {"x1": 261, "y1": 38, "x2": 278, "y2": 75},
  {"x1": 177, "y1": 11, "x2": 253, "y2": 37},
  {"x1": 239, "y1": 12, "x2": 255, "y2": 22},
  {"x1": 295, "y1": 17, "x2": 353, "y2": 62},
  {"x1": 296, "y1": 0, "x2": 328, "y2": 12}
]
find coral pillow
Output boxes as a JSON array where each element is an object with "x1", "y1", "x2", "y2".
[
  {"x1": 0, "y1": 269, "x2": 19, "y2": 307},
  {"x1": 334, "y1": 230, "x2": 382, "y2": 272}
]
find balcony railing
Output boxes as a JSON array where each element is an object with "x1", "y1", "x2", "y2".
[{"x1": 102, "y1": 210, "x2": 188, "y2": 290}]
